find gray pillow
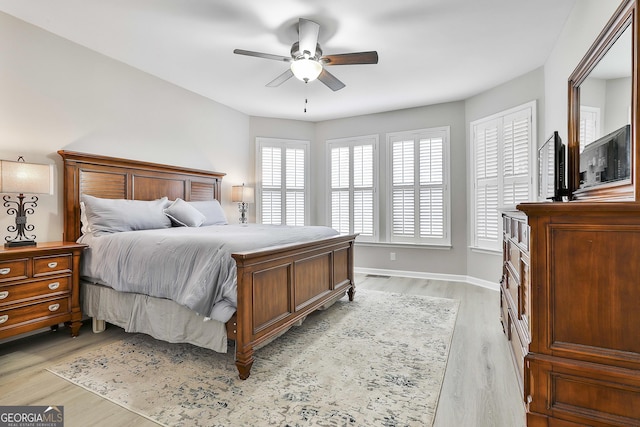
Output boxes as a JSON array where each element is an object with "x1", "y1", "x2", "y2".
[
  {"x1": 82, "y1": 195, "x2": 172, "y2": 235},
  {"x1": 164, "y1": 198, "x2": 206, "y2": 227},
  {"x1": 188, "y1": 200, "x2": 228, "y2": 225}
]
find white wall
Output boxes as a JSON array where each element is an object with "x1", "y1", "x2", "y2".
[
  {"x1": 248, "y1": 117, "x2": 316, "y2": 224},
  {"x1": 0, "y1": 12, "x2": 251, "y2": 240},
  {"x1": 1, "y1": 0, "x2": 625, "y2": 283},
  {"x1": 464, "y1": 67, "x2": 545, "y2": 283},
  {"x1": 544, "y1": 0, "x2": 622, "y2": 142},
  {"x1": 314, "y1": 102, "x2": 468, "y2": 276}
]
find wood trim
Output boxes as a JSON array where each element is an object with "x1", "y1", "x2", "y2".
[
  {"x1": 567, "y1": 0, "x2": 638, "y2": 200},
  {"x1": 57, "y1": 150, "x2": 224, "y2": 242}
]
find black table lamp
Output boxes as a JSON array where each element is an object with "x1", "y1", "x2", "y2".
[{"x1": 1, "y1": 157, "x2": 54, "y2": 248}]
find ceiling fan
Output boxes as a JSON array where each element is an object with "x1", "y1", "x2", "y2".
[{"x1": 233, "y1": 18, "x2": 378, "y2": 91}]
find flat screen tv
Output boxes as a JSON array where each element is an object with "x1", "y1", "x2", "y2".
[
  {"x1": 538, "y1": 131, "x2": 568, "y2": 201},
  {"x1": 579, "y1": 124, "x2": 630, "y2": 189}
]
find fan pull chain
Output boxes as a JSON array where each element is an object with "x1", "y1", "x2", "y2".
[
  {"x1": 304, "y1": 98, "x2": 308, "y2": 113},
  {"x1": 304, "y1": 81, "x2": 308, "y2": 113}
]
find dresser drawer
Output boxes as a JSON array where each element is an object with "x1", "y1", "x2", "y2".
[
  {"x1": 500, "y1": 288, "x2": 509, "y2": 335},
  {"x1": 509, "y1": 311, "x2": 526, "y2": 380},
  {"x1": 0, "y1": 276, "x2": 70, "y2": 307},
  {"x1": 506, "y1": 269, "x2": 519, "y2": 314},
  {"x1": 506, "y1": 240, "x2": 521, "y2": 281},
  {"x1": 33, "y1": 254, "x2": 72, "y2": 276},
  {"x1": 0, "y1": 258, "x2": 28, "y2": 283},
  {"x1": 0, "y1": 297, "x2": 69, "y2": 330}
]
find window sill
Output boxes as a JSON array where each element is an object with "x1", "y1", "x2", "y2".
[
  {"x1": 468, "y1": 246, "x2": 501, "y2": 255},
  {"x1": 355, "y1": 241, "x2": 452, "y2": 250}
]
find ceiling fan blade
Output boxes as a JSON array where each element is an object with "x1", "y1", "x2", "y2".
[
  {"x1": 266, "y1": 69, "x2": 294, "y2": 87},
  {"x1": 298, "y1": 18, "x2": 320, "y2": 57},
  {"x1": 322, "y1": 51, "x2": 379, "y2": 65},
  {"x1": 317, "y1": 69, "x2": 346, "y2": 91},
  {"x1": 233, "y1": 49, "x2": 291, "y2": 62}
]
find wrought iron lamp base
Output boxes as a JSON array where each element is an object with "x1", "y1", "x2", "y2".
[{"x1": 3, "y1": 194, "x2": 39, "y2": 248}]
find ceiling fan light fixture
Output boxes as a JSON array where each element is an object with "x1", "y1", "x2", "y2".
[{"x1": 290, "y1": 58, "x2": 323, "y2": 82}]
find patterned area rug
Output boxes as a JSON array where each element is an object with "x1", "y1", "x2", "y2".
[{"x1": 48, "y1": 289, "x2": 459, "y2": 426}]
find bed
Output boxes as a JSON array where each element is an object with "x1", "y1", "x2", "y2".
[{"x1": 58, "y1": 150, "x2": 356, "y2": 379}]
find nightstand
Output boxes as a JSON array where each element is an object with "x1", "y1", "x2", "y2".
[{"x1": 0, "y1": 242, "x2": 86, "y2": 340}]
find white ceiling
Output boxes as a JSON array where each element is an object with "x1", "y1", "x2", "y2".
[{"x1": 0, "y1": 0, "x2": 577, "y2": 122}]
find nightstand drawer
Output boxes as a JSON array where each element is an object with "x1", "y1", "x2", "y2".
[
  {"x1": 0, "y1": 276, "x2": 70, "y2": 306},
  {"x1": 33, "y1": 254, "x2": 72, "y2": 276},
  {"x1": 0, "y1": 259, "x2": 28, "y2": 282},
  {"x1": 0, "y1": 297, "x2": 69, "y2": 330}
]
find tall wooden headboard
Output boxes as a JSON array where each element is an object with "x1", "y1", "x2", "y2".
[{"x1": 58, "y1": 150, "x2": 225, "y2": 242}]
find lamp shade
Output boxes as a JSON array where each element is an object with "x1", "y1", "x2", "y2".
[
  {"x1": 231, "y1": 185, "x2": 255, "y2": 203},
  {"x1": 290, "y1": 58, "x2": 323, "y2": 82},
  {"x1": 0, "y1": 160, "x2": 54, "y2": 195}
]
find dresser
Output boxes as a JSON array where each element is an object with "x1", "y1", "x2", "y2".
[
  {"x1": 500, "y1": 210, "x2": 531, "y2": 395},
  {"x1": 0, "y1": 242, "x2": 85, "y2": 339},
  {"x1": 505, "y1": 203, "x2": 640, "y2": 426}
]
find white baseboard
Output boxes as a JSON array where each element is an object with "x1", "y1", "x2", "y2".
[{"x1": 354, "y1": 267, "x2": 499, "y2": 291}]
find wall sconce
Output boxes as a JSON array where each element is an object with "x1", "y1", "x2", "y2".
[
  {"x1": 231, "y1": 183, "x2": 254, "y2": 225},
  {"x1": 0, "y1": 157, "x2": 54, "y2": 248}
]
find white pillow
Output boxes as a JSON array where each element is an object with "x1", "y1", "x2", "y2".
[
  {"x1": 164, "y1": 198, "x2": 206, "y2": 227},
  {"x1": 188, "y1": 200, "x2": 228, "y2": 225},
  {"x1": 80, "y1": 201, "x2": 90, "y2": 234},
  {"x1": 82, "y1": 195, "x2": 172, "y2": 235}
]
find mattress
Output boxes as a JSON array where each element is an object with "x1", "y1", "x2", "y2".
[{"x1": 78, "y1": 224, "x2": 339, "y2": 322}]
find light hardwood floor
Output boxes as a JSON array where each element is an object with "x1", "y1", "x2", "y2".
[{"x1": 0, "y1": 274, "x2": 526, "y2": 427}]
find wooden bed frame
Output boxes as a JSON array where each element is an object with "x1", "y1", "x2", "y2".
[{"x1": 58, "y1": 150, "x2": 356, "y2": 379}]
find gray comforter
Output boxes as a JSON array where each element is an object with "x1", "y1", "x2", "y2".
[{"x1": 78, "y1": 224, "x2": 339, "y2": 322}]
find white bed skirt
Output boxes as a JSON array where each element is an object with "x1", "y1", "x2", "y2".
[{"x1": 81, "y1": 281, "x2": 228, "y2": 353}]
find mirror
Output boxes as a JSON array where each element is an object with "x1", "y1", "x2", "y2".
[
  {"x1": 580, "y1": 25, "x2": 631, "y2": 149},
  {"x1": 568, "y1": 0, "x2": 637, "y2": 200}
]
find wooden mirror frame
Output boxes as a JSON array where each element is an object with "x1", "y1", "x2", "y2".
[{"x1": 568, "y1": 0, "x2": 639, "y2": 201}]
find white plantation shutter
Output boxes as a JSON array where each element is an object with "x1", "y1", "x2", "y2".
[
  {"x1": 353, "y1": 145, "x2": 374, "y2": 236},
  {"x1": 285, "y1": 148, "x2": 305, "y2": 226},
  {"x1": 256, "y1": 138, "x2": 309, "y2": 226},
  {"x1": 476, "y1": 184, "x2": 498, "y2": 242},
  {"x1": 332, "y1": 191, "x2": 350, "y2": 233},
  {"x1": 331, "y1": 146, "x2": 350, "y2": 233},
  {"x1": 261, "y1": 191, "x2": 281, "y2": 224},
  {"x1": 392, "y1": 140, "x2": 415, "y2": 237},
  {"x1": 471, "y1": 101, "x2": 535, "y2": 251},
  {"x1": 392, "y1": 187, "x2": 414, "y2": 236},
  {"x1": 261, "y1": 146, "x2": 282, "y2": 224},
  {"x1": 474, "y1": 121, "x2": 499, "y2": 246},
  {"x1": 262, "y1": 147, "x2": 281, "y2": 187},
  {"x1": 579, "y1": 106, "x2": 600, "y2": 153},
  {"x1": 388, "y1": 127, "x2": 450, "y2": 245},
  {"x1": 502, "y1": 111, "x2": 531, "y2": 206},
  {"x1": 419, "y1": 137, "x2": 444, "y2": 238},
  {"x1": 328, "y1": 136, "x2": 377, "y2": 241}
]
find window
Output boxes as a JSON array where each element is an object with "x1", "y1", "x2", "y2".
[
  {"x1": 256, "y1": 138, "x2": 309, "y2": 226},
  {"x1": 579, "y1": 105, "x2": 600, "y2": 152},
  {"x1": 471, "y1": 101, "x2": 536, "y2": 251},
  {"x1": 327, "y1": 135, "x2": 378, "y2": 242},
  {"x1": 387, "y1": 127, "x2": 450, "y2": 246}
]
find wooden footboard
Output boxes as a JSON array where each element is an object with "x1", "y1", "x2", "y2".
[{"x1": 230, "y1": 233, "x2": 357, "y2": 379}]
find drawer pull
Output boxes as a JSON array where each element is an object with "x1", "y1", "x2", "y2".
[
  {"x1": 0, "y1": 268, "x2": 10, "y2": 275},
  {"x1": 48, "y1": 282, "x2": 60, "y2": 290},
  {"x1": 48, "y1": 303, "x2": 60, "y2": 312},
  {"x1": 0, "y1": 291, "x2": 8, "y2": 299},
  {"x1": 47, "y1": 262, "x2": 58, "y2": 269},
  {"x1": 0, "y1": 315, "x2": 7, "y2": 324}
]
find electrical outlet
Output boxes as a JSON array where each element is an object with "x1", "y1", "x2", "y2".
[{"x1": 390, "y1": 252, "x2": 396, "y2": 261}]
